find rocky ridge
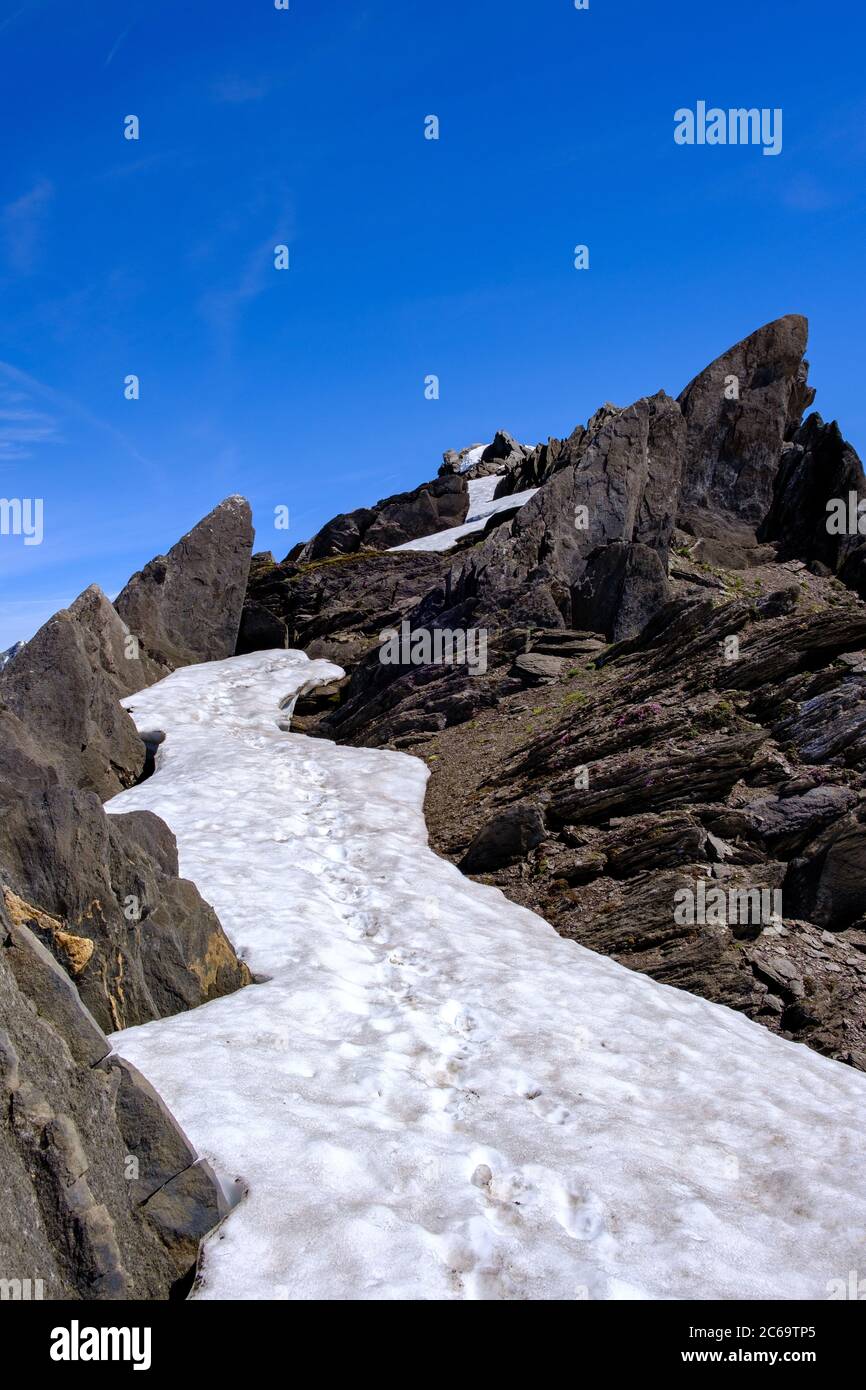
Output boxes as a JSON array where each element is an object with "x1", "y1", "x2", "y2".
[{"x1": 240, "y1": 314, "x2": 866, "y2": 1071}]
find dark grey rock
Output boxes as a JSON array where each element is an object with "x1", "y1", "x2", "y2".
[
  {"x1": 572, "y1": 542, "x2": 672, "y2": 642},
  {"x1": 677, "y1": 314, "x2": 815, "y2": 524},
  {"x1": 0, "y1": 898, "x2": 225, "y2": 1299},
  {"x1": 115, "y1": 495, "x2": 254, "y2": 672},
  {"x1": 0, "y1": 790, "x2": 251, "y2": 1034},
  {"x1": 0, "y1": 588, "x2": 146, "y2": 798},
  {"x1": 295, "y1": 477, "x2": 468, "y2": 561},
  {"x1": 511, "y1": 653, "x2": 569, "y2": 684},
  {"x1": 453, "y1": 392, "x2": 684, "y2": 631},
  {"x1": 460, "y1": 803, "x2": 546, "y2": 873}
]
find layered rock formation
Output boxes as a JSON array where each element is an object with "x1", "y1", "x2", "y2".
[
  {"x1": 246, "y1": 315, "x2": 866, "y2": 1073},
  {"x1": 0, "y1": 872, "x2": 228, "y2": 1299},
  {"x1": 0, "y1": 495, "x2": 255, "y2": 1297},
  {"x1": 290, "y1": 475, "x2": 469, "y2": 564}
]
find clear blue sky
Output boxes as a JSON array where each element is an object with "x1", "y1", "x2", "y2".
[{"x1": 1, "y1": 0, "x2": 864, "y2": 649}]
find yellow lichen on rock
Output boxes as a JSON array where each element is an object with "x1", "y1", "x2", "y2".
[{"x1": 2, "y1": 886, "x2": 95, "y2": 975}]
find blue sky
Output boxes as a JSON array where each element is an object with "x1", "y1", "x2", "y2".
[{"x1": 1, "y1": 0, "x2": 864, "y2": 649}]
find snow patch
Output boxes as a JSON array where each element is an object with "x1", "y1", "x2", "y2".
[
  {"x1": 390, "y1": 481, "x2": 538, "y2": 553},
  {"x1": 107, "y1": 650, "x2": 866, "y2": 1301}
]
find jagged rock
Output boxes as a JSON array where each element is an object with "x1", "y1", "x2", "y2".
[
  {"x1": 772, "y1": 672, "x2": 866, "y2": 765},
  {"x1": 788, "y1": 814, "x2": 866, "y2": 929},
  {"x1": 745, "y1": 785, "x2": 857, "y2": 856},
  {"x1": 604, "y1": 812, "x2": 706, "y2": 877},
  {"x1": 526, "y1": 630, "x2": 607, "y2": 658},
  {"x1": 549, "y1": 731, "x2": 765, "y2": 826},
  {"x1": 495, "y1": 405, "x2": 623, "y2": 497},
  {"x1": 236, "y1": 602, "x2": 289, "y2": 655},
  {"x1": 0, "y1": 640, "x2": 24, "y2": 669},
  {"x1": 294, "y1": 476, "x2": 468, "y2": 562},
  {"x1": 0, "y1": 791, "x2": 251, "y2": 1033},
  {"x1": 0, "y1": 704, "x2": 59, "y2": 805},
  {"x1": 678, "y1": 510, "x2": 778, "y2": 570},
  {"x1": 760, "y1": 413, "x2": 866, "y2": 600},
  {"x1": 572, "y1": 542, "x2": 672, "y2": 641},
  {"x1": 140, "y1": 1160, "x2": 227, "y2": 1275},
  {"x1": 748, "y1": 952, "x2": 805, "y2": 1000},
  {"x1": 238, "y1": 549, "x2": 452, "y2": 729},
  {"x1": 2, "y1": 912, "x2": 108, "y2": 1068},
  {"x1": 107, "y1": 1057, "x2": 199, "y2": 1205},
  {"x1": 549, "y1": 846, "x2": 608, "y2": 885},
  {"x1": 0, "y1": 588, "x2": 146, "y2": 798},
  {"x1": 677, "y1": 314, "x2": 815, "y2": 524},
  {"x1": 0, "y1": 899, "x2": 225, "y2": 1299},
  {"x1": 115, "y1": 495, "x2": 254, "y2": 672},
  {"x1": 460, "y1": 804, "x2": 546, "y2": 873},
  {"x1": 453, "y1": 392, "x2": 685, "y2": 630}
]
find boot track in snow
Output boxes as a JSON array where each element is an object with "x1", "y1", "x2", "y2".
[{"x1": 107, "y1": 650, "x2": 866, "y2": 1301}]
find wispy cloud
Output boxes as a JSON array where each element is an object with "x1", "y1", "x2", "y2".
[
  {"x1": 2, "y1": 178, "x2": 53, "y2": 273},
  {"x1": 0, "y1": 0, "x2": 40, "y2": 38},
  {"x1": 0, "y1": 393, "x2": 62, "y2": 461},
  {"x1": 198, "y1": 212, "x2": 295, "y2": 360},
  {"x1": 0, "y1": 360, "x2": 156, "y2": 475},
  {"x1": 104, "y1": 22, "x2": 135, "y2": 68}
]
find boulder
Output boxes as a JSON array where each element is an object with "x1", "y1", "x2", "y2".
[
  {"x1": 511, "y1": 653, "x2": 569, "y2": 684},
  {"x1": 572, "y1": 542, "x2": 672, "y2": 642},
  {"x1": 460, "y1": 803, "x2": 547, "y2": 873},
  {"x1": 0, "y1": 791, "x2": 251, "y2": 1034},
  {"x1": 0, "y1": 897, "x2": 226, "y2": 1299},
  {"x1": 0, "y1": 588, "x2": 146, "y2": 799},
  {"x1": 115, "y1": 495, "x2": 254, "y2": 672}
]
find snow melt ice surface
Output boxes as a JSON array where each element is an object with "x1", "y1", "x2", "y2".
[
  {"x1": 108, "y1": 650, "x2": 866, "y2": 1301},
  {"x1": 389, "y1": 478, "x2": 538, "y2": 553}
]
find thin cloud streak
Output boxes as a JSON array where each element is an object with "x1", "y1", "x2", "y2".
[{"x1": 0, "y1": 360, "x2": 159, "y2": 477}]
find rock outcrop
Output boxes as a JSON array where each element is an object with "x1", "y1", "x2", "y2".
[
  {"x1": 0, "y1": 640, "x2": 24, "y2": 670},
  {"x1": 291, "y1": 476, "x2": 469, "y2": 563},
  {"x1": 677, "y1": 313, "x2": 815, "y2": 526},
  {"x1": 0, "y1": 895, "x2": 228, "y2": 1299},
  {"x1": 760, "y1": 412, "x2": 866, "y2": 594},
  {"x1": 0, "y1": 793, "x2": 250, "y2": 1034},
  {"x1": 115, "y1": 495, "x2": 254, "y2": 674},
  {"x1": 0, "y1": 587, "x2": 146, "y2": 798},
  {"x1": 259, "y1": 314, "x2": 866, "y2": 1074},
  {"x1": 0, "y1": 497, "x2": 257, "y2": 1296},
  {"x1": 449, "y1": 391, "x2": 685, "y2": 632}
]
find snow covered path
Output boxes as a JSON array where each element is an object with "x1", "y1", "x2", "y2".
[{"x1": 108, "y1": 651, "x2": 866, "y2": 1301}]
